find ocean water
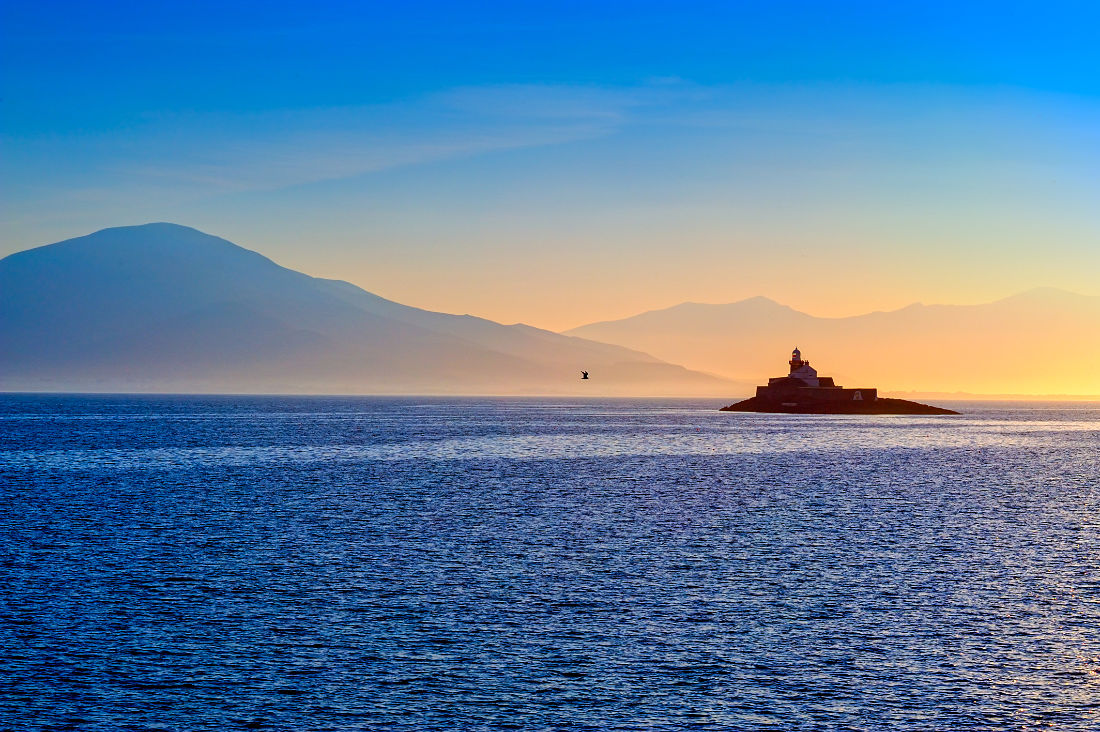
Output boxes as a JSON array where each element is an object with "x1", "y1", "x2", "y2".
[{"x1": 2, "y1": 395, "x2": 1099, "y2": 731}]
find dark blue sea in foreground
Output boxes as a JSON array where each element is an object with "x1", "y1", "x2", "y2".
[{"x1": 2, "y1": 395, "x2": 1099, "y2": 731}]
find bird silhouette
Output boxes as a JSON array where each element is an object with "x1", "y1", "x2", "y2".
[{"x1": 581, "y1": 371, "x2": 589, "y2": 380}]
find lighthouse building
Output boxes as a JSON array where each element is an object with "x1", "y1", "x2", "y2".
[
  {"x1": 756, "y1": 347, "x2": 876, "y2": 406},
  {"x1": 772, "y1": 347, "x2": 821, "y2": 387}
]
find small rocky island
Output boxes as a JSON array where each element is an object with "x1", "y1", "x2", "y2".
[{"x1": 721, "y1": 348, "x2": 959, "y2": 415}]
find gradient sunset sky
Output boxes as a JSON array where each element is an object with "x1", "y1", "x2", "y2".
[{"x1": 3, "y1": 1, "x2": 1098, "y2": 331}]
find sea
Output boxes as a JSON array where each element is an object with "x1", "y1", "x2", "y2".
[{"x1": 2, "y1": 395, "x2": 1099, "y2": 731}]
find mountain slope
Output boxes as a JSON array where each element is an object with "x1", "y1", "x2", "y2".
[
  {"x1": 565, "y1": 291, "x2": 1100, "y2": 395},
  {"x1": 0, "y1": 224, "x2": 735, "y2": 395}
]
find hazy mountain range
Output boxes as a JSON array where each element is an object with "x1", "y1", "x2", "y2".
[
  {"x1": 566, "y1": 291, "x2": 1100, "y2": 396},
  {"x1": 4, "y1": 223, "x2": 1096, "y2": 396},
  {"x1": 0, "y1": 224, "x2": 734, "y2": 395}
]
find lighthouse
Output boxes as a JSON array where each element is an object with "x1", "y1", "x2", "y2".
[
  {"x1": 786, "y1": 346, "x2": 820, "y2": 387},
  {"x1": 721, "y1": 346, "x2": 957, "y2": 414}
]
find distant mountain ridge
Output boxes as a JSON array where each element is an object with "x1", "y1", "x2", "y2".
[
  {"x1": 0, "y1": 223, "x2": 735, "y2": 395},
  {"x1": 565, "y1": 290, "x2": 1100, "y2": 395}
]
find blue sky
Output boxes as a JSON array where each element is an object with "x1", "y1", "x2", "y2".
[{"x1": 3, "y1": 1, "x2": 1099, "y2": 328}]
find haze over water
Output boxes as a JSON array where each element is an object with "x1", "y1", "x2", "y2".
[{"x1": 3, "y1": 395, "x2": 1099, "y2": 730}]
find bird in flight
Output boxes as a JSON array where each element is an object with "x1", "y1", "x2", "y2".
[{"x1": 581, "y1": 371, "x2": 589, "y2": 380}]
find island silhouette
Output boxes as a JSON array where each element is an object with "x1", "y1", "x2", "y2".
[{"x1": 721, "y1": 347, "x2": 959, "y2": 414}]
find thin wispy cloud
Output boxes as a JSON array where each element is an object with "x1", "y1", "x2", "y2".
[
  {"x1": 102, "y1": 84, "x2": 664, "y2": 197},
  {"x1": 4, "y1": 81, "x2": 720, "y2": 213}
]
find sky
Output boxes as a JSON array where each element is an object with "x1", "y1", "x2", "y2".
[{"x1": 3, "y1": 1, "x2": 1099, "y2": 331}]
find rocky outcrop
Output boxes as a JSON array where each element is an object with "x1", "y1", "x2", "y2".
[{"x1": 720, "y1": 395, "x2": 959, "y2": 415}]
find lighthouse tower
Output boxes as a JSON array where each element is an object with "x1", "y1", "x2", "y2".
[
  {"x1": 787, "y1": 346, "x2": 820, "y2": 386},
  {"x1": 789, "y1": 347, "x2": 805, "y2": 370}
]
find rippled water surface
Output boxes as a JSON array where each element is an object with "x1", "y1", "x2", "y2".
[{"x1": 2, "y1": 395, "x2": 1099, "y2": 730}]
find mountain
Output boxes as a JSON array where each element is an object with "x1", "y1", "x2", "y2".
[
  {"x1": 0, "y1": 224, "x2": 736, "y2": 395},
  {"x1": 565, "y1": 291, "x2": 1100, "y2": 395}
]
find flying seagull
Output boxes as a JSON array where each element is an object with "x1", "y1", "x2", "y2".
[{"x1": 581, "y1": 371, "x2": 589, "y2": 380}]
